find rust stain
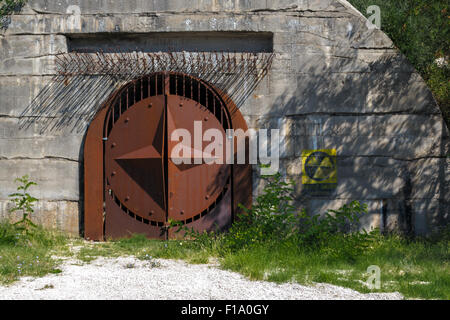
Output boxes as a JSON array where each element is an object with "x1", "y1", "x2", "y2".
[{"x1": 84, "y1": 72, "x2": 252, "y2": 240}]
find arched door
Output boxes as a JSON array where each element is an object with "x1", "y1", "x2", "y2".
[{"x1": 84, "y1": 72, "x2": 251, "y2": 240}]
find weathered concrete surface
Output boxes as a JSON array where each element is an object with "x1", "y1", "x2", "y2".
[
  {"x1": 0, "y1": 159, "x2": 79, "y2": 200},
  {"x1": 0, "y1": 0, "x2": 448, "y2": 236},
  {"x1": 0, "y1": 200, "x2": 79, "y2": 236},
  {"x1": 0, "y1": 76, "x2": 53, "y2": 116}
]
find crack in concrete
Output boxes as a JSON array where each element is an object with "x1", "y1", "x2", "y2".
[
  {"x1": 336, "y1": 155, "x2": 448, "y2": 162},
  {"x1": 1, "y1": 53, "x2": 60, "y2": 61},
  {"x1": 0, "y1": 156, "x2": 79, "y2": 163},
  {"x1": 285, "y1": 111, "x2": 442, "y2": 117},
  {"x1": 351, "y1": 46, "x2": 396, "y2": 50},
  {"x1": 12, "y1": 9, "x2": 346, "y2": 16},
  {"x1": 0, "y1": 115, "x2": 57, "y2": 119}
]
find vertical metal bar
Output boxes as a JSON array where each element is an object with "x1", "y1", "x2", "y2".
[
  {"x1": 175, "y1": 74, "x2": 178, "y2": 95},
  {"x1": 133, "y1": 81, "x2": 136, "y2": 107},
  {"x1": 164, "y1": 73, "x2": 170, "y2": 95},
  {"x1": 120, "y1": 91, "x2": 124, "y2": 115},
  {"x1": 105, "y1": 110, "x2": 111, "y2": 137},
  {"x1": 118, "y1": 92, "x2": 122, "y2": 117},
  {"x1": 190, "y1": 75, "x2": 193, "y2": 99},
  {"x1": 141, "y1": 76, "x2": 143, "y2": 101},
  {"x1": 163, "y1": 94, "x2": 169, "y2": 240},
  {"x1": 151, "y1": 74, "x2": 154, "y2": 96},
  {"x1": 206, "y1": 86, "x2": 208, "y2": 111},
  {"x1": 112, "y1": 96, "x2": 115, "y2": 123},
  {"x1": 126, "y1": 87, "x2": 129, "y2": 112}
]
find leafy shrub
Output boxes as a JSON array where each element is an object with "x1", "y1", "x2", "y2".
[
  {"x1": 297, "y1": 201, "x2": 371, "y2": 246},
  {"x1": 223, "y1": 173, "x2": 299, "y2": 251},
  {"x1": 176, "y1": 171, "x2": 377, "y2": 259},
  {"x1": 224, "y1": 173, "x2": 375, "y2": 255}
]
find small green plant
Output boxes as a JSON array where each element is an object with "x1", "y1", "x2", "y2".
[
  {"x1": 8, "y1": 175, "x2": 38, "y2": 233},
  {"x1": 140, "y1": 253, "x2": 162, "y2": 268},
  {"x1": 223, "y1": 172, "x2": 299, "y2": 251},
  {"x1": 168, "y1": 218, "x2": 223, "y2": 252}
]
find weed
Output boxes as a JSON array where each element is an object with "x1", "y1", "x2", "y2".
[{"x1": 8, "y1": 175, "x2": 38, "y2": 234}]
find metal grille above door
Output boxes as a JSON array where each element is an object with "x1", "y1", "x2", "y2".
[{"x1": 100, "y1": 72, "x2": 235, "y2": 239}]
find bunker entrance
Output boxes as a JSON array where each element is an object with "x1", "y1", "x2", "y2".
[
  {"x1": 85, "y1": 72, "x2": 252, "y2": 240},
  {"x1": 69, "y1": 47, "x2": 274, "y2": 241}
]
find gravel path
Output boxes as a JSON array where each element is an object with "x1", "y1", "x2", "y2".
[{"x1": 0, "y1": 256, "x2": 403, "y2": 300}]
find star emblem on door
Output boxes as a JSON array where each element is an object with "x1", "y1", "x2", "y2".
[{"x1": 105, "y1": 95, "x2": 229, "y2": 224}]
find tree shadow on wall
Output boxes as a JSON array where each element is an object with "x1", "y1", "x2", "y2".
[
  {"x1": 263, "y1": 54, "x2": 449, "y2": 234},
  {"x1": 18, "y1": 75, "x2": 121, "y2": 134}
]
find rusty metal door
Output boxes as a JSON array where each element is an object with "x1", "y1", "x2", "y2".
[{"x1": 102, "y1": 73, "x2": 233, "y2": 239}]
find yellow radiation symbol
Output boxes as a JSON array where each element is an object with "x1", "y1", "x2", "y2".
[{"x1": 302, "y1": 149, "x2": 337, "y2": 185}]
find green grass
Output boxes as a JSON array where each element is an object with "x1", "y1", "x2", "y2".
[
  {"x1": 1, "y1": 222, "x2": 448, "y2": 299},
  {"x1": 75, "y1": 235, "x2": 213, "y2": 265},
  {"x1": 69, "y1": 232, "x2": 449, "y2": 300},
  {"x1": 0, "y1": 222, "x2": 68, "y2": 284},
  {"x1": 220, "y1": 237, "x2": 449, "y2": 300}
]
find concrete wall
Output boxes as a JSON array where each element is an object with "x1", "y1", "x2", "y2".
[{"x1": 0, "y1": 0, "x2": 448, "y2": 236}]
